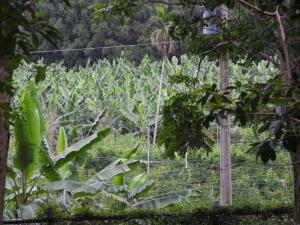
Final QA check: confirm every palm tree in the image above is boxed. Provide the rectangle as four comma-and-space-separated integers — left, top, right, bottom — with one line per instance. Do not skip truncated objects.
151, 6, 177, 145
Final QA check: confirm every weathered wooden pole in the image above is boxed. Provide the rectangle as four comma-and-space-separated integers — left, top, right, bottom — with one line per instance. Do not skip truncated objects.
203, 4, 232, 205
219, 4, 232, 206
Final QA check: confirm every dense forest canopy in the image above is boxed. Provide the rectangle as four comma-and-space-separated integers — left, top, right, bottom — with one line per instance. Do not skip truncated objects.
34, 0, 185, 66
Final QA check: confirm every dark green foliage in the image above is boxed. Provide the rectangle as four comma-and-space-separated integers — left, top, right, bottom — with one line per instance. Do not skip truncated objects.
248, 141, 276, 164
157, 91, 214, 158
157, 63, 300, 162
33, 1, 185, 66
0, 0, 69, 57
283, 132, 300, 153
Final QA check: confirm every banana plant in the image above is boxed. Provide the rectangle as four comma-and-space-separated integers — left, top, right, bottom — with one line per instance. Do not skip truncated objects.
5, 83, 111, 219
108, 147, 195, 210
114, 170, 196, 210
44, 159, 140, 208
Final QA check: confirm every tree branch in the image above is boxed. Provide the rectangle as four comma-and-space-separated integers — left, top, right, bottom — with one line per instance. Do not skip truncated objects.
259, 52, 279, 66
237, 0, 276, 17
145, 0, 190, 6
275, 7, 292, 80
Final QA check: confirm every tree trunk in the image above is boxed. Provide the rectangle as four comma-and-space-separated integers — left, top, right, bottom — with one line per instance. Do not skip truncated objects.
277, 8, 300, 224
291, 150, 300, 225
0, 56, 11, 225
152, 56, 166, 145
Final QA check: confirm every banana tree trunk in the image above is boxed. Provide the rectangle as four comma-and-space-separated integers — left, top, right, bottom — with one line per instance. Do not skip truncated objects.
0, 56, 12, 225
152, 56, 166, 145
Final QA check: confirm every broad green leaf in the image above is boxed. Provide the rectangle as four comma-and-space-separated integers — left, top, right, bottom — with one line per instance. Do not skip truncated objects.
6, 166, 17, 181
93, 3, 107, 10
88, 161, 137, 182
45, 180, 91, 193
128, 180, 153, 199
155, 6, 166, 19
128, 173, 147, 190
56, 127, 68, 154
112, 174, 124, 186
39, 138, 61, 182
14, 87, 40, 181
28, 82, 46, 135
124, 144, 139, 159
56, 127, 72, 179
53, 128, 110, 169
88, 180, 126, 193
45, 180, 125, 194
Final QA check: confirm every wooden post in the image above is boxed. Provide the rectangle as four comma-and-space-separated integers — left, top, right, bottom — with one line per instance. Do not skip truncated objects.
219, 4, 232, 206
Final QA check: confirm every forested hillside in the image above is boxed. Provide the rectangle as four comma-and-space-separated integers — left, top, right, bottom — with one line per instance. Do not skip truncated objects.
34, 0, 183, 66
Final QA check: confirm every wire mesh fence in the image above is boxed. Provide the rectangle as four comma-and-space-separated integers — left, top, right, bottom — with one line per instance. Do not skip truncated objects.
81, 154, 294, 208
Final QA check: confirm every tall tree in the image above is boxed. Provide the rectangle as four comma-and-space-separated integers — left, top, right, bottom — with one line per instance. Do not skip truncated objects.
0, 1, 69, 223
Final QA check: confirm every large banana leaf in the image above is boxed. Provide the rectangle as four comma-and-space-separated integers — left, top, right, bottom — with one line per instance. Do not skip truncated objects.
14, 87, 41, 181
56, 127, 72, 179
45, 161, 134, 196
28, 82, 46, 136
112, 144, 139, 186
56, 127, 68, 153
87, 181, 126, 193
128, 180, 153, 199
53, 128, 110, 169
128, 173, 147, 190
6, 166, 17, 181
88, 160, 138, 182
124, 144, 139, 159
127, 173, 153, 199
45, 180, 125, 194
132, 190, 196, 209
39, 138, 61, 182
45, 180, 96, 193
